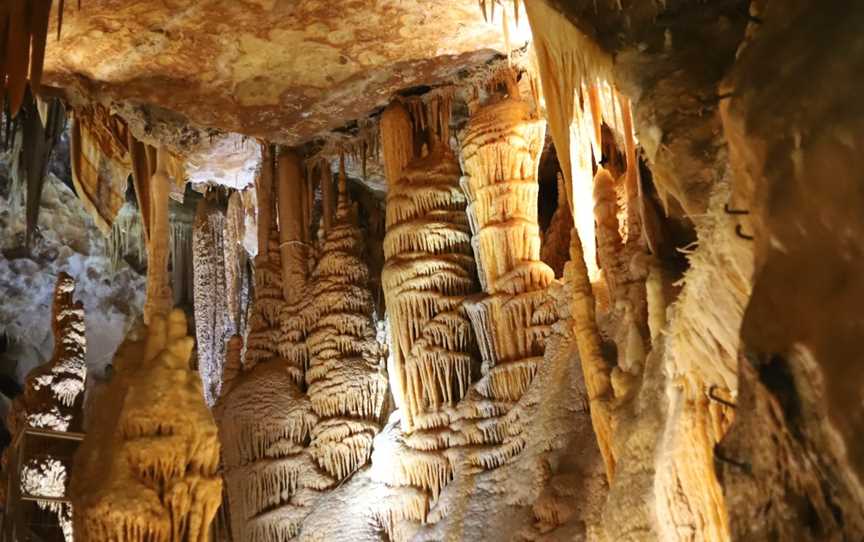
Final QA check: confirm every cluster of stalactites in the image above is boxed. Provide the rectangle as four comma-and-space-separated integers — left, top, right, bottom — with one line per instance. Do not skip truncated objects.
245, 149, 304, 379
382, 141, 479, 433
305, 176, 387, 480
72, 310, 222, 542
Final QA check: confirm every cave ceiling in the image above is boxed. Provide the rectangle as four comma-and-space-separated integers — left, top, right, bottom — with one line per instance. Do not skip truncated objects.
42, 0, 516, 147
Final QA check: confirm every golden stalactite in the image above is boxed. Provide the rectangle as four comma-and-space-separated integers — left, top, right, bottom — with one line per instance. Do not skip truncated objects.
256, 143, 275, 260
0, 0, 81, 116
127, 130, 154, 245
567, 231, 616, 481
319, 161, 334, 233
380, 102, 414, 186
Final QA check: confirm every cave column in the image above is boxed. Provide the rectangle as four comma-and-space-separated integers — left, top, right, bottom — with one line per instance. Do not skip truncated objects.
276, 149, 307, 306
458, 83, 556, 406
143, 147, 174, 324
380, 100, 479, 433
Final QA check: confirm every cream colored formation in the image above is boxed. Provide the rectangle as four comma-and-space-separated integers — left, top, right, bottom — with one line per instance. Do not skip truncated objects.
70, 309, 222, 542
216, 149, 386, 540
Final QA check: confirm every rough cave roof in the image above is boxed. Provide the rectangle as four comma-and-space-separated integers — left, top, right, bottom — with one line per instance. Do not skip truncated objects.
42, 0, 515, 146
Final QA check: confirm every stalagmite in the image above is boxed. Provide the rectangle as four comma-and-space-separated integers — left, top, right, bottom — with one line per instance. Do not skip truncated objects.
458, 85, 557, 457
305, 167, 387, 480
71, 309, 222, 542
1, 273, 85, 542
215, 357, 320, 542
143, 148, 175, 324
382, 135, 478, 433
217, 146, 321, 540
193, 196, 231, 406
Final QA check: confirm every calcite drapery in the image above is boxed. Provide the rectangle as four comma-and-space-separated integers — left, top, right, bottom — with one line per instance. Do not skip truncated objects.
2, 273, 86, 542
71, 309, 222, 542
192, 197, 231, 405
70, 106, 133, 234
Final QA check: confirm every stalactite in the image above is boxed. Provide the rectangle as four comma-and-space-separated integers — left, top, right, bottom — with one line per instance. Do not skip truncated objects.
109, 201, 147, 270
523, 1, 641, 285
380, 102, 414, 186
319, 163, 334, 233
16, 94, 65, 246
257, 145, 275, 259
143, 148, 174, 324
71, 309, 222, 542
539, 172, 572, 277
566, 232, 616, 481
225, 191, 248, 334
128, 132, 153, 244
593, 167, 626, 300
193, 197, 231, 406
276, 150, 309, 306
305, 169, 387, 480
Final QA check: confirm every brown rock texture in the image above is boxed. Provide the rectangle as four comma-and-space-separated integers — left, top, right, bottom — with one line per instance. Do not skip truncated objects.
42, 0, 514, 145
718, 0, 864, 539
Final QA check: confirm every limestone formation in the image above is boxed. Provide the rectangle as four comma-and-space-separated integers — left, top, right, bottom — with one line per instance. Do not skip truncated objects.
192, 197, 231, 406
71, 309, 222, 542
457, 87, 558, 468
1, 273, 86, 541
305, 171, 387, 480
382, 131, 479, 433
2, 2, 860, 541
142, 148, 175, 324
